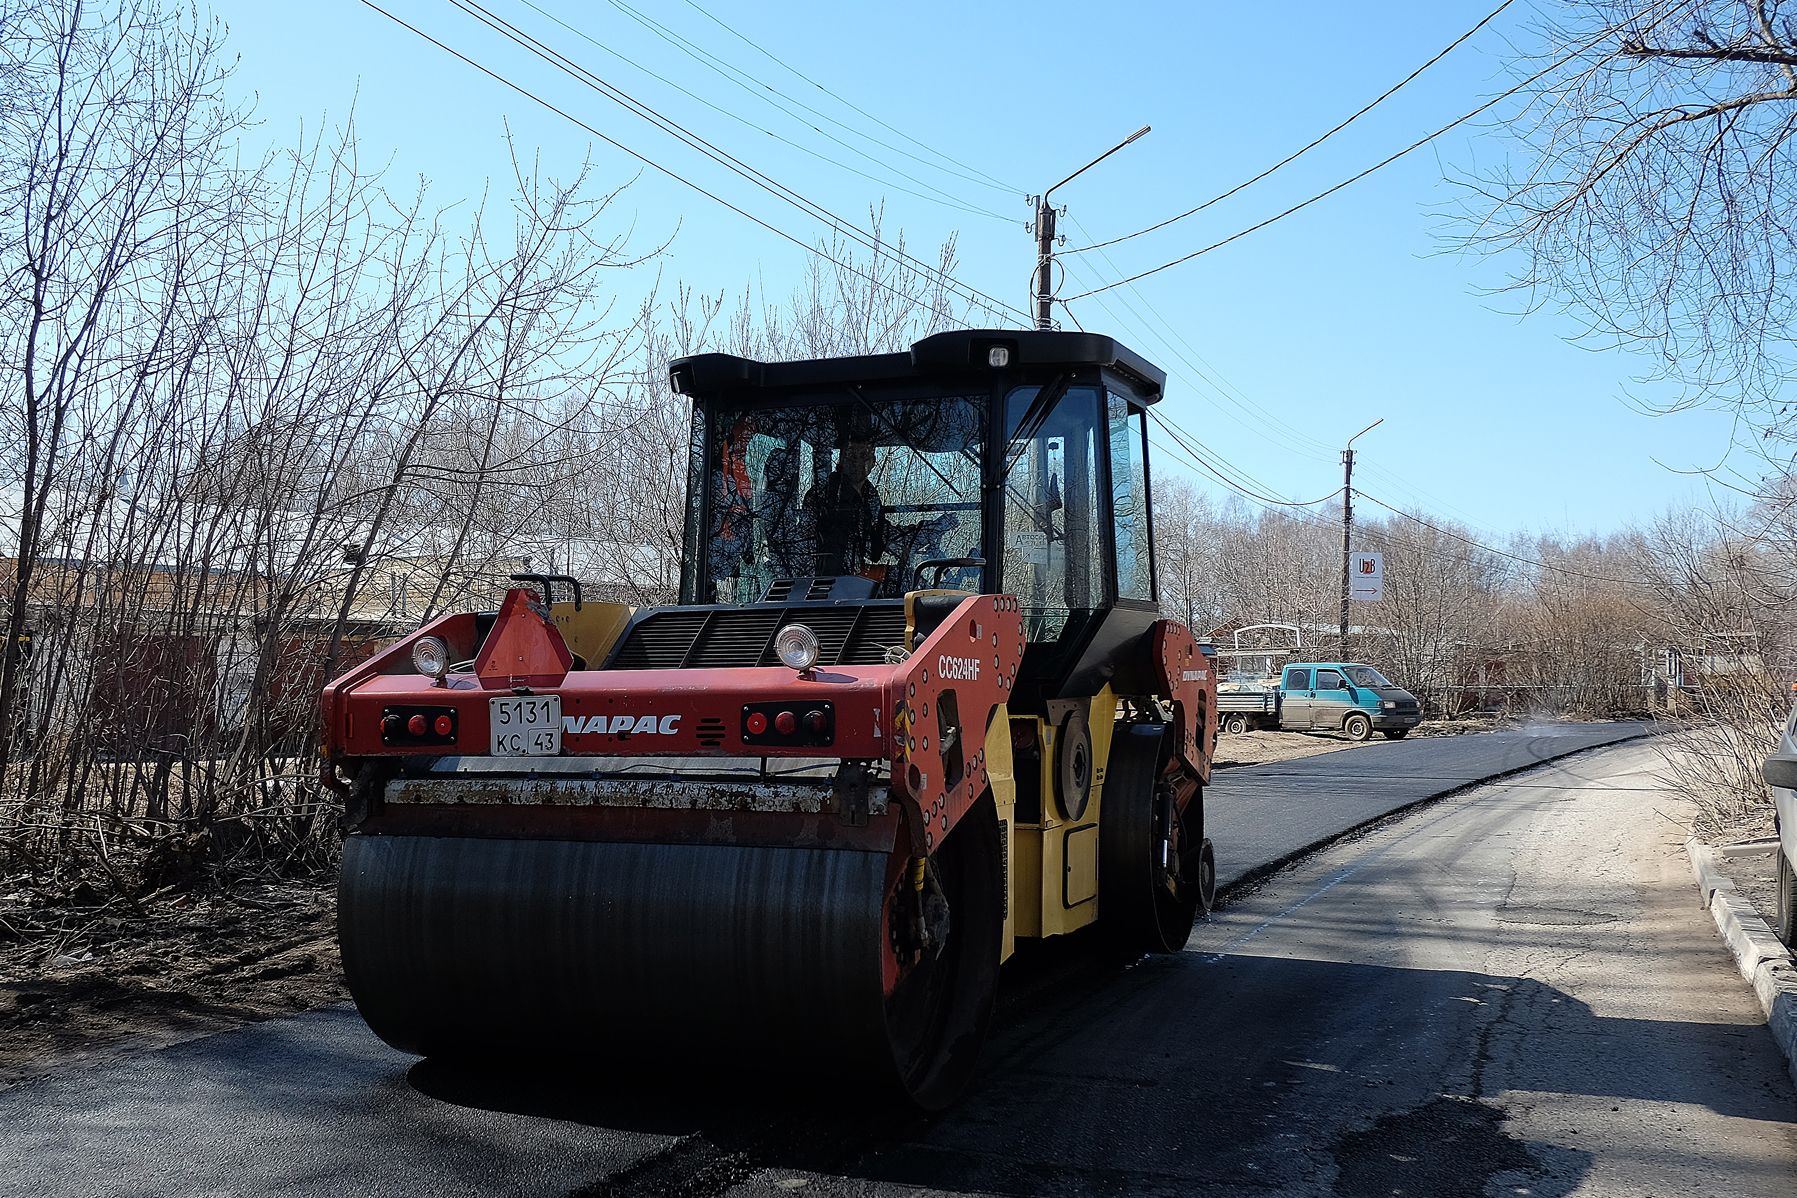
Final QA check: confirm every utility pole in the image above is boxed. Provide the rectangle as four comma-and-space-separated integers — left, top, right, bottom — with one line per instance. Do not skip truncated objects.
1030, 125, 1150, 331
1032, 198, 1057, 331
1339, 418, 1383, 659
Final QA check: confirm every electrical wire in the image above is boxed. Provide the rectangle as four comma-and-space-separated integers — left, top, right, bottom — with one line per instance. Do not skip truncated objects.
374, 2, 1651, 598
1145, 422, 1653, 594
1059, 214, 1341, 463
1065, 9, 1666, 302
1065, 0, 1518, 257
597, 0, 1018, 198
1061, 239, 1555, 536
430, 0, 1027, 324
676, 0, 1019, 194
1058, 235, 1637, 562
359, 1, 1028, 327
514, 0, 1013, 221
1355, 490, 1654, 588
1149, 411, 1340, 507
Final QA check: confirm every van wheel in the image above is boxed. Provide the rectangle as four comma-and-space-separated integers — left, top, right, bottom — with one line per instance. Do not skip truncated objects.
1342, 713, 1372, 741
1778, 849, 1796, 950
1224, 714, 1248, 736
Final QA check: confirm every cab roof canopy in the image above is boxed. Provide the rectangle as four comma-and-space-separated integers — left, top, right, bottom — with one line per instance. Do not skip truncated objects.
668, 329, 1166, 403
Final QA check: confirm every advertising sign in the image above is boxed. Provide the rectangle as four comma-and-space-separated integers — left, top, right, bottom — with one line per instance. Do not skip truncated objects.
1350, 551, 1384, 601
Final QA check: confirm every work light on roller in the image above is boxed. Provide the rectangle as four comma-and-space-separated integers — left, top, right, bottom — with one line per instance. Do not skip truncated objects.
774, 624, 820, 672
411, 635, 449, 681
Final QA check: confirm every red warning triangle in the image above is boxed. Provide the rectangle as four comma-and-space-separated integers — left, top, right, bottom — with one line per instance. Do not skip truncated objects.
474, 587, 573, 689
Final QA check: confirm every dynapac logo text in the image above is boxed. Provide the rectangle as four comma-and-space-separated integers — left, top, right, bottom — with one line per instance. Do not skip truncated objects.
564, 714, 681, 735
937, 654, 980, 681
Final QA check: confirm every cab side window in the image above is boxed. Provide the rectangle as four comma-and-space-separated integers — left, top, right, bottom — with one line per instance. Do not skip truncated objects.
1285, 668, 1311, 690
1107, 394, 1153, 601
1315, 669, 1346, 690
1001, 384, 1104, 639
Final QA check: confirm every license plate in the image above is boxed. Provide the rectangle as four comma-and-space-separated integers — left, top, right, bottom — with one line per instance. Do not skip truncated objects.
489, 695, 562, 756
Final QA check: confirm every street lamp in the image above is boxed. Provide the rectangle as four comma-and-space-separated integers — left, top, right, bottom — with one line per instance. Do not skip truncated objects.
1032, 125, 1150, 331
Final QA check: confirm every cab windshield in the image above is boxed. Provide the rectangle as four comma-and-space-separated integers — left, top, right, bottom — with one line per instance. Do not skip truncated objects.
1345, 665, 1393, 688
702, 392, 985, 603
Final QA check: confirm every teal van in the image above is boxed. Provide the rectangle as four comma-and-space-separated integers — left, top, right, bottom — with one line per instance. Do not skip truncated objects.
1218, 662, 1422, 740
1278, 663, 1421, 740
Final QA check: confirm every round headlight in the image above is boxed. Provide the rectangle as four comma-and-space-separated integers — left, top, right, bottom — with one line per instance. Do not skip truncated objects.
412, 635, 450, 680
774, 624, 820, 672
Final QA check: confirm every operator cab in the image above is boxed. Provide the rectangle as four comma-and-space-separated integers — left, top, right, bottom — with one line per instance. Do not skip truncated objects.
664, 329, 1168, 700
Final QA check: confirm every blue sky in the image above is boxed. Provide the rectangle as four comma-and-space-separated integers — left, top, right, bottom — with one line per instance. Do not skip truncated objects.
205, 0, 1746, 539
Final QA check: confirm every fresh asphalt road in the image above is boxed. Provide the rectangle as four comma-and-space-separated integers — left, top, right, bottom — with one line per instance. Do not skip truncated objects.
5, 724, 1793, 1197
1207, 721, 1649, 889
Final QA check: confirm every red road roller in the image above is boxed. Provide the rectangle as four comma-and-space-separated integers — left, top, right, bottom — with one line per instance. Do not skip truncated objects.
323, 330, 1219, 1108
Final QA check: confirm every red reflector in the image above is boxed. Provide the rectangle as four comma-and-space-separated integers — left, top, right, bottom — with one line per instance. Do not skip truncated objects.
407, 714, 427, 736
433, 714, 453, 736
746, 712, 768, 734
774, 710, 797, 735
804, 710, 827, 734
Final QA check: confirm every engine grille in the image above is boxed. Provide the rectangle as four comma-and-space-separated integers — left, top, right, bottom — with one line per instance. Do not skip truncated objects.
608, 603, 909, 670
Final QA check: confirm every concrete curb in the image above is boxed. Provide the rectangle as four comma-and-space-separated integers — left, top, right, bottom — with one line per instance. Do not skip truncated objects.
1684, 836, 1797, 1093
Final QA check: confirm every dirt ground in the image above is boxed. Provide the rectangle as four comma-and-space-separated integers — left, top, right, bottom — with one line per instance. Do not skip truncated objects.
0, 720, 1500, 1089
0, 878, 343, 1088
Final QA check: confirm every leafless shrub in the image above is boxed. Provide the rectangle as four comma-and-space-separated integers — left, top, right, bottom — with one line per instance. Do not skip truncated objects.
0, 0, 651, 885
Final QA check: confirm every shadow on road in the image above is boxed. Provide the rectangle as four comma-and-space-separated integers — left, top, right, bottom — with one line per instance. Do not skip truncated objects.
386, 941, 1784, 1197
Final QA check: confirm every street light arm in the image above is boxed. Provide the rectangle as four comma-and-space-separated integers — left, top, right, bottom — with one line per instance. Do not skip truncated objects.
1033, 124, 1150, 331
1346, 417, 1384, 450
1044, 125, 1151, 201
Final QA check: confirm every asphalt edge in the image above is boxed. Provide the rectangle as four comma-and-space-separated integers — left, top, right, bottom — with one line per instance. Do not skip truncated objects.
1215, 726, 1653, 903
1683, 837, 1797, 1094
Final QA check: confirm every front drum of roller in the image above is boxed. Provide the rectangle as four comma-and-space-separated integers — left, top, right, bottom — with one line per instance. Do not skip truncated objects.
337, 804, 1002, 1108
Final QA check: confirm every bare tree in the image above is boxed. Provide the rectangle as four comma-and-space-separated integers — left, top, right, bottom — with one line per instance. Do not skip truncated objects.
0, 0, 659, 882
1476, 1, 1797, 423
0, 0, 250, 793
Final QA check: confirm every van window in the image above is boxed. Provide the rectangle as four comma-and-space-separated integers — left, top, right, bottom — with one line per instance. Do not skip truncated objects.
1315, 669, 1346, 690
1285, 668, 1311, 690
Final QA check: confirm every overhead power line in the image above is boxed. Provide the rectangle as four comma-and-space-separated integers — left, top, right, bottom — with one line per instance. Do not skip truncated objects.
1065, 0, 1518, 257
1355, 490, 1653, 589
594, 0, 1017, 199
674, 0, 1018, 195
419, 0, 1027, 324
1065, 8, 1668, 302
1149, 410, 1341, 507
359, 1, 1028, 326
1058, 213, 1342, 463
1144, 425, 1654, 593
513, 0, 1008, 222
